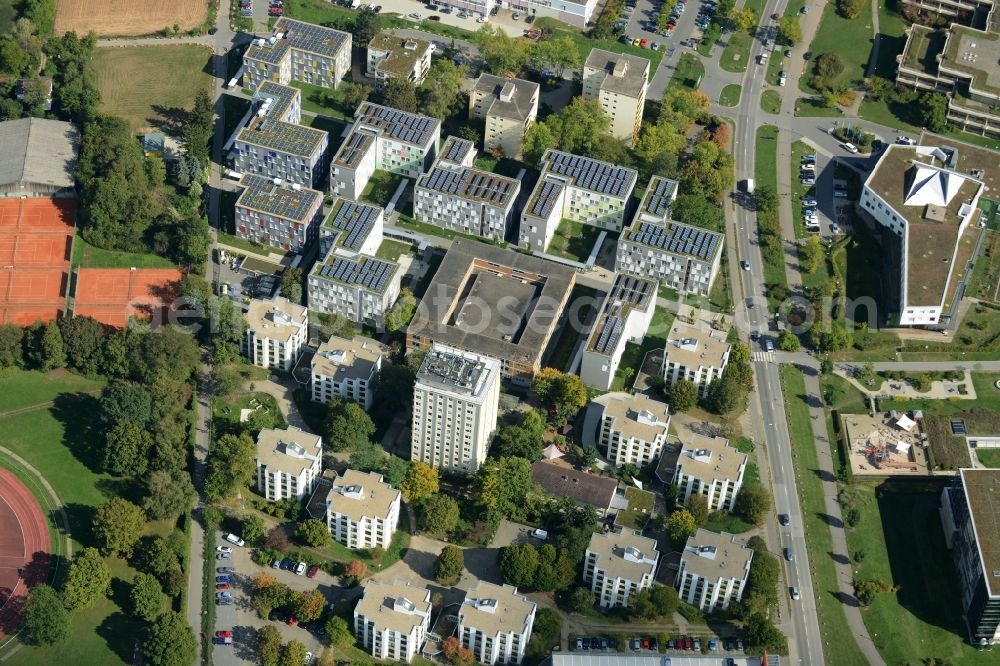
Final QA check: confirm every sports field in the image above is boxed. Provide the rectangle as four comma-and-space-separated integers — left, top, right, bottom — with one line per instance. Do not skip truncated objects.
55, 0, 208, 36
74, 268, 183, 328
93, 44, 212, 131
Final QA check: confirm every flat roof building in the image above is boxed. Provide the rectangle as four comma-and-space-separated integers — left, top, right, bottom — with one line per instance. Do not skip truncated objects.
234, 173, 324, 253
355, 579, 432, 662
663, 323, 731, 398
469, 74, 539, 160
584, 528, 659, 608
366, 32, 433, 88
582, 49, 649, 146
244, 297, 309, 372
520, 149, 638, 252
243, 18, 352, 91
311, 334, 389, 411
676, 529, 753, 613
325, 468, 401, 550
458, 582, 537, 665
591, 392, 670, 468
256, 426, 323, 501
406, 240, 576, 382
580, 274, 656, 391
0, 117, 78, 197
672, 433, 748, 513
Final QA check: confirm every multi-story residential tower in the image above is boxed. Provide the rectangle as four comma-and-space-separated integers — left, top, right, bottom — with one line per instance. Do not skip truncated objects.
591, 392, 670, 468
662, 323, 731, 398
234, 174, 324, 252
366, 32, 433, 88
255, 426, 323, 501
583, 529, 659, 608
330, 102, 440, 201
941, 468, 1000, 645
411, 346, 501, 474
676, 529, 753, 612
616, 176, 724, 296
244, 297, 308, 372
469, 74, 539, 159
325, 468, 401, 550
582, 49, 649, 146
458, 582, 536, 665
580, 274, 656, 391
243, 18, 351, 90
672, 433, 748, 513
311, 334, 389, 410
520, 149, 637, 252
354, 579, 432, 662
230, 82, 329, 189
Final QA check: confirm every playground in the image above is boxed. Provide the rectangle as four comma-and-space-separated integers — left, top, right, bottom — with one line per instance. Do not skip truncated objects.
841, 412, 931, 476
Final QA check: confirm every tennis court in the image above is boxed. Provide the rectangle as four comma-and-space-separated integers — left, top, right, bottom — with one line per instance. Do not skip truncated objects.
74, 267, 183, 327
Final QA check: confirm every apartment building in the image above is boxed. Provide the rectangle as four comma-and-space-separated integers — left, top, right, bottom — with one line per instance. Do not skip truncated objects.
355, 579, 432, 662
662, 323, 731, 398
616, 175, 724, 296
676, 529, 752, 613
438, 135, 477, 168
307, 198, 402, 325
582, 49, 649, 146
367, 32, 433, 88
432, 0, 598, 25
234, 174, 324, 252
940, 468, 1000, 645
230, 81, 329, 189
330, 102, 441, 201
255, 426, 323, 501
244, 297, 309, 372
469, 74, 539, 159
520, 149, 637, 252
672, 433, 748, 513
901, 0, 994, 21
243, 18, 351, 90
860, 141, 994, 326
411, 346, 501, 474
325, 468, 401, 550
414, 138, 521, 242
583, 528, 659, 608
458, 582, 536, 665
580, 274, 656, 391
591, 392, 671, 468
311, 334, 389, 410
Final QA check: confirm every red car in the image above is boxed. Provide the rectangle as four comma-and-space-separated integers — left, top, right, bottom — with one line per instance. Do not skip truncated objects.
684, 637, 693, 651
306, 564, 320, 578
216, 583, 230, 591
639, 37, 648, 48
215, 630, 232, 639
287, 614, 297, 626
641, 639, 650, 650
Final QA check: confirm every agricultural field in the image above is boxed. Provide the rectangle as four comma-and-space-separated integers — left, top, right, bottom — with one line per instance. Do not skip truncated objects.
93, 44, 212, 130
55, 0, 208, 36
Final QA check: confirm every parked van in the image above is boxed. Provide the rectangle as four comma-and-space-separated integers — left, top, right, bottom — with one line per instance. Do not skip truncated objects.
224, 533, 245, 547
531, 529, 549, 540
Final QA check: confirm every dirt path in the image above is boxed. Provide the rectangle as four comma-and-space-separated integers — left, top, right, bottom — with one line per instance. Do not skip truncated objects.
0, 388, 103, 421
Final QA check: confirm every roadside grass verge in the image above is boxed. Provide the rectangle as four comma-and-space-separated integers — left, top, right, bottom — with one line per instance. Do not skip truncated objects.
794, 96, 845, 117
799, 0, 872, 94
790, 140, 816, 238
719, 84, 742, 107
720, 31, 752, 73
761, 90, 781, 114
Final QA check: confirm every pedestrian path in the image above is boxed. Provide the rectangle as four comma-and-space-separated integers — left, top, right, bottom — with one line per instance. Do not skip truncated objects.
751, 351, 777, 363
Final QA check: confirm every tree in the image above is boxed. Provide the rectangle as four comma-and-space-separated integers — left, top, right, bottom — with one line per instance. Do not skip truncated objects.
919, 92, 949, 133
384, 288, 417, 333
257, 625, 283, 664
264, 526, 290, 552
279, 267, 303, 304
103, 420, 153, 477
532, 368, 587, 426
810, 53, 845, 91
130, 573, 165, 620
343, 559, 367, 585
736, 484, 772, 525
687, 493, 710, 526
419, 59, 469, 120
326, 615, 354, 648
778, 329, 800, 352
144, 611, 197, 666
142, 470, 196, 520
528, 35, 581, 75
243, 514, 267, 546
650, 585, 680, 616
28, 320, 65, 371
93, 498, 145, 557
324, 398, 376, 452
24, 584, 69, 645
492, 410, 546, 460
182, 89, 214, 163
63, 547, 111, 609
139, 536, 181, 580
295, 519, 332, 548
499, 543, 539, 588
666, 509, 697, 546
521, 121, 557, 165
0, 323, 24, 368
401, 460, 439, 502
666, 380, 698, 412
294, 589, 327, 622
339, 81, 372, 113
99, 381, 154, 428
475, 456, 534, 522
204, 432, 256, 501
837, 0, 863, 18
777, 15, 802, 44
420, 494, 460, 534
729, 7, 757, 31
57, 315, 105, 374
474, 25, 531, 74
379, 78, 418, 112
353, 7, 382, 44
435, 545, 465, 584
799, 235, 824, 274
565, 586, 596, 612
744, 612, 788, 655
629, 588, 660, 619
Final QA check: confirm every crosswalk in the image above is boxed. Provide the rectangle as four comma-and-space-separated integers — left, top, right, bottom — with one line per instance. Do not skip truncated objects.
751, 351, 777, 363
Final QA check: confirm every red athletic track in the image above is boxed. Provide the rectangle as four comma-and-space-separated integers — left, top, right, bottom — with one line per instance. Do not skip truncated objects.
0, 468, 50, 642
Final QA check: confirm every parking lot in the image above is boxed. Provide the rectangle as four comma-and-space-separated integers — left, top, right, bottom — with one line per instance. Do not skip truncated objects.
569, 633, 748, 657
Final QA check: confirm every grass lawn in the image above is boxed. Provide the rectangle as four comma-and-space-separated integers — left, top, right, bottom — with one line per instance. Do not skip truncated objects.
898, 302, 1000, 356
755, 125, 779, 192
72, 236, 177, 270
766, 48, 786, 86
289, 80, 351, 119
536, 18, 664, 75
790, 140, 816, 238
761, 90, 782, 114
820, 373, 869, 413
705, 511, 754, 534
548, 219, 602, 263
93, 44, 213, 130
698, 24, 723, 57
546, 285, 600, 372
395, 213, 505, 248
0, 369, 105, 414
966, 230, 1000, 302
843, 479, 998, 665
976, 448, 1000, 467
222, 93, 251, 143
375, 239, 413, 262
213, 392, 286, 435
217, 230, 274, 257
799, 0, 872, 94
718, 84, 742, 107
779, 365, 868, 666
670, 52, 705, 90
612, 307, 675, 391
615, 487, 655, 530
872, 0, 908, 79
305, 113, 348, 138
361, 171, 405, 208
794, 96, 845, 117
882, 373, 1000, 415
720, 31, 753, 73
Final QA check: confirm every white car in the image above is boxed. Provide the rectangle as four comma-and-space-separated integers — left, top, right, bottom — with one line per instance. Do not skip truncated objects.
778, 75, 786, 86
896, 135, 915, 145
295, 561, 307, 576
512, 11, 521, 19
841, 142, 859, 153
791, 587, 801, 600
800, 176, 816, 185
216, 552, 231, 560
408, 12, 422, 19
216, 545, 233, 553
477, 16, 487, 22
831, 223, 842, 234
800, 162, 815, 171
224, 533, 245, 547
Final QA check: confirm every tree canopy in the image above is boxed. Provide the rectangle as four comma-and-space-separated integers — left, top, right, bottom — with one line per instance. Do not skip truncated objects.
401, 460, 439, 503
532, 368, 587, 426
324, 398, 376, 452
205, 432, 256, 501
24, 584, 69, 645
475, 456, 534, 523
93, 498, 146, 558
435, 545, 465, 584
143, 611, 197, 666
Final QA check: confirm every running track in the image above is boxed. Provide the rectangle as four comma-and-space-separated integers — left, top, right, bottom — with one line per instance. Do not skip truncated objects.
0, 468, 50, 642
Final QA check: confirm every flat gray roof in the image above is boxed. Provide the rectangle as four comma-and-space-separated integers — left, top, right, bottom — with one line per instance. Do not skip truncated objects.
0, 118, 78, 192
472, 73, 539, 122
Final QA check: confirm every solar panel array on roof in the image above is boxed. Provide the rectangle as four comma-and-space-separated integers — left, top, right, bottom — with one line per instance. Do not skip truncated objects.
336, 131, 374, 167
441, 137, 473, 163
318, 255, 396, 292
278, 18, 349, 58
356, 103, 437, 147
627, 222, 721, 260
422, 166, 517, 206
423, 167, 462, 195
238, 174, 320, 220
643, 177, 675, 218
529, 179, 563, 218
256, 82, 297, 121
326, 200, 378, 250
545, 151, 635, 198
610, 274, 653, 309
593, 316, 624, 354
588, 275, 653, 355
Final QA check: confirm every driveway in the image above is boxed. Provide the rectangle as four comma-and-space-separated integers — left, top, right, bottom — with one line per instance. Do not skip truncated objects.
242, 378, 308, 430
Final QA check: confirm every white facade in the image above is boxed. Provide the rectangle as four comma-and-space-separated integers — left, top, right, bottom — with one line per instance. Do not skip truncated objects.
255, 427, 323, 501
459, 582, 536, 665
580, 274, 656, 391
676, 529, 752, 613
411, 346, 501, 474
582, 49, 649, 146
469, 74, 539, 160
672, 434, 748, 513
244, 297, 309, 372
355, 580, 432, 663
311, 335, 388, 411
583, 529, 659, 609
594, 392, 671, 468
662, 323, 731, 398
325, 469, 401, 550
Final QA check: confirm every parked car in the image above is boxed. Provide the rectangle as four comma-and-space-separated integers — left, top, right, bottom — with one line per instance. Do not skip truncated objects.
641, 639, 650, 650
842, 142, 859, 153
640, 38, 649, 48
287, 614, 297, 626
216, 552, 231, 560
802, 196, 818, 206
408, 12, 422, 19
216, 583, 230, 591
581, 638, 590, 649
693, 637, 702, 652
216, 630, 232, 639
271, 558, 281, 569
295, 561, 307, 576
667, 639, 676, 649
736, 639, 745, 651
630, 638, 642, 651
280, 558, 293, 570
216, 567, 234, 574
512, 11, 521, 19
800, 175, 816, 185
763, 337, 775, 352
212, 636, 232, 644
216, 591, 233, 600
684, 637, 693, 651
216, 546, 232, 554
896, 135, 916, 145
224, 533, 245, 547
215, 575, 231, 584
306, 564, 320, 578
575, 637, 584, 650
709, 637, 717, 652
649, 638, 659, 651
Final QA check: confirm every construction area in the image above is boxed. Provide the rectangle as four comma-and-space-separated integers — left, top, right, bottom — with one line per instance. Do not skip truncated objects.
840, 411, 931, 476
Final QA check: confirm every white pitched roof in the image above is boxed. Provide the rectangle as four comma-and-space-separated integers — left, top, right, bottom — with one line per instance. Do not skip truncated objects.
903, 165, 966, 207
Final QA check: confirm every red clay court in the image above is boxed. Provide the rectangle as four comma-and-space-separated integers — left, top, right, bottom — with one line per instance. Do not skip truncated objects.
0, 468, 51, 642
0, 198, 75, 325
75, 267, 183, 328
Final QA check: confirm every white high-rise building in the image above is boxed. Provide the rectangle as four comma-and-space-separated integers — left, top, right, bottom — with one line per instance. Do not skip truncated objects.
255, 427, 323, 501
676, 529, 753, 612
311, 334, 389, 410
325, 469, 401, 550
355, 579, 432, 663
244, 297, 309, 372
672, 433, 748, 513
582, 49, 649, 146
662, 323, 731, 398
593, 392, 671, 468
583, 529, 659, 609
458, 582, 536, 665
411, 345, 501, 474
